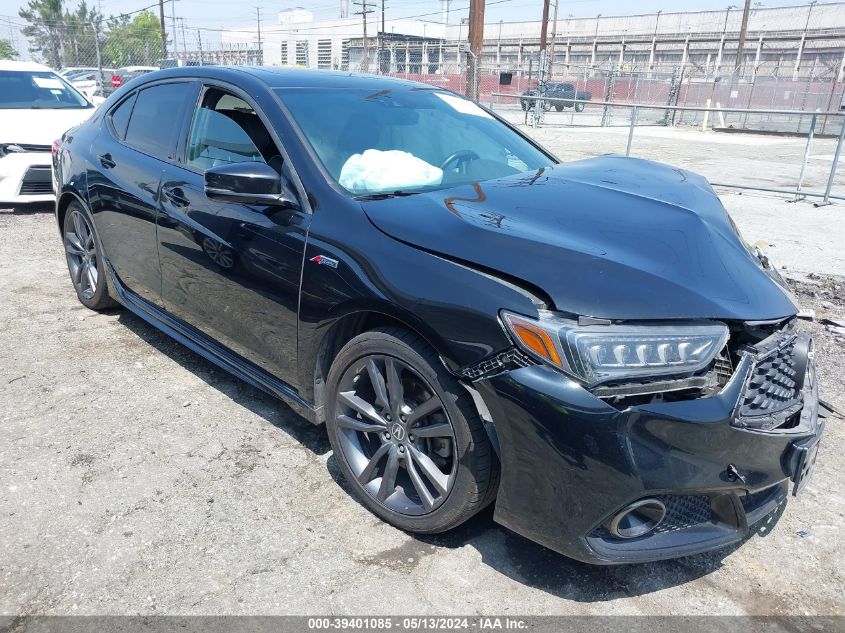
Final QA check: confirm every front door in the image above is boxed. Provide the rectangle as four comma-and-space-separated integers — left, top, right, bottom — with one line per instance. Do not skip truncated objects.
156, 85, 310, 385
88, 81, 195, 306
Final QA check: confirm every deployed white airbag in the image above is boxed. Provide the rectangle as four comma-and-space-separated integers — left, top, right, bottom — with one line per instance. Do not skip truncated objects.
339, 149, 443, 193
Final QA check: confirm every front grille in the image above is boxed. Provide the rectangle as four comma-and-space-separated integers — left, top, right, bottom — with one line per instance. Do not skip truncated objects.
736, 330, 805, 431
653, 495, 712, 533
18, 166, 53, 195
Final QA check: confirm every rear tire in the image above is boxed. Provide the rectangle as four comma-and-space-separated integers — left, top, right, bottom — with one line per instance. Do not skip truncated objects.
575, 102, 585, 113
325, 327, 499, 534
62, 201, 118, 311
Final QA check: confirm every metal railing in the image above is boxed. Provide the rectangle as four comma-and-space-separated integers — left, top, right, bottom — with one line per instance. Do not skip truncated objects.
491, 93, 845, 205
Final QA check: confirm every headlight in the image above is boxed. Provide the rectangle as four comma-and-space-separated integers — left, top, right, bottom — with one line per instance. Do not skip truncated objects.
501, 310, 729, 386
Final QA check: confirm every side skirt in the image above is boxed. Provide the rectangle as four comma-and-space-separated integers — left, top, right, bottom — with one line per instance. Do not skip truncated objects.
105, 261, 318, 424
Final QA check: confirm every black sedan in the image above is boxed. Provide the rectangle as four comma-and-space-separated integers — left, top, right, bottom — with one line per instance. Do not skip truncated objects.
53, 66, 824, 564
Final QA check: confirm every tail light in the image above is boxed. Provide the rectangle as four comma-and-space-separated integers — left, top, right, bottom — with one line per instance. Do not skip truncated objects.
111, 74, 121, 88
51, 139, 62, 157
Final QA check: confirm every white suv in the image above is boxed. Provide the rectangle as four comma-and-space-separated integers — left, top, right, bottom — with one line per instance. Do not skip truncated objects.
0, 61, 95, 205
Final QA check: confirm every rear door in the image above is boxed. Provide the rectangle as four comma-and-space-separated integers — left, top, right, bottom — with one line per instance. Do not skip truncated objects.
88, 80, 195, 306
156, 84, 310, 385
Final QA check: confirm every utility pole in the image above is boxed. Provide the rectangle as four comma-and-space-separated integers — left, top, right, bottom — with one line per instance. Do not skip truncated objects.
255, 7, 263, 65
735, 0, 751, 71
178, 17, 187, 57
533, 0, 550, 124
353, 0, 374, 73
548, 0, 559, 79
465, 0, 484, 99
158, 0, 168, 59
379, 0, 386, 74
171, 0, 178, 58
196, 29, 204, 64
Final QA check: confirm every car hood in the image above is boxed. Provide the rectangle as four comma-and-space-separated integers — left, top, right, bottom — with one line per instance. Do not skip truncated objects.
360, 156, 797, 321
0, 107, 94, 145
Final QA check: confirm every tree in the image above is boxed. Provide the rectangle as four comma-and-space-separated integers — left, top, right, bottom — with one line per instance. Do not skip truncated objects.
17, 1, 162, 69
0, 39, 17, 60
103, 11, 163, 66
18, 0, 65, 68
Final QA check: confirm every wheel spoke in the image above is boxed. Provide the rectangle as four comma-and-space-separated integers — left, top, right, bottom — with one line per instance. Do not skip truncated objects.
406, 395, 443, 425
72, 211, 85, 241
366, 358, 389, 411
377, 446, 399, 501
85, 263, 97, 291
65, 233, 85, 256
408, 445, 449, 496
405, 450, 435, 510
358, 442, 390, 485
337, 390, 386, 425
410, 422, 453, 439
73, 260, 85, 285
385, 358, 404, 414
336, 414, 385, 434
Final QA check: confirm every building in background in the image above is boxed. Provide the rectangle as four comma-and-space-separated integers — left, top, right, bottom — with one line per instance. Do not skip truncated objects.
219, 3, 845, 81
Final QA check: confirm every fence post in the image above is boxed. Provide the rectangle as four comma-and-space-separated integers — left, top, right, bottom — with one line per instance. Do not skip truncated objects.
92, 21, 103, 98
820, 118, 845, 206
795, 112, 817, 201
626, 106, 638, 156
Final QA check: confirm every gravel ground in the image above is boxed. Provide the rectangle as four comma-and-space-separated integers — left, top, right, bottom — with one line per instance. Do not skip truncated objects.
0, 204, 843, 617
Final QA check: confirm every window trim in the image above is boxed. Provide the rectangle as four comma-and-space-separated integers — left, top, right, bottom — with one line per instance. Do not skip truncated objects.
174, 79, 313, 215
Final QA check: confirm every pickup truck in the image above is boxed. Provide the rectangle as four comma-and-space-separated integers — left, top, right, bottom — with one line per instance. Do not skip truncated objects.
521, 82, 592, 112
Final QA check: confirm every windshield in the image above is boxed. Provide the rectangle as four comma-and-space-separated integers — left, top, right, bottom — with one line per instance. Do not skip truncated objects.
276, 87, 553, 196
0, 71, 91, 109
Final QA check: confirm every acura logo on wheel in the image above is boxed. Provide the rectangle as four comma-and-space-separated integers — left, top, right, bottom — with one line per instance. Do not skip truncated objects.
390, 423, 406, 441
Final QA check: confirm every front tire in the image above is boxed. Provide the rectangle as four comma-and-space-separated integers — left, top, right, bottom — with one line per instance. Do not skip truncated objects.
63, 201, 117, 310
575, 102, 585, 112
325, 327, 499, 534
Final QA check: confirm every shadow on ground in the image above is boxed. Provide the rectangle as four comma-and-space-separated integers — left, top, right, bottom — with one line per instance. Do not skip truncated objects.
3, 202, 54, 216
117, 310, 331, 456
115, 305, 787, 602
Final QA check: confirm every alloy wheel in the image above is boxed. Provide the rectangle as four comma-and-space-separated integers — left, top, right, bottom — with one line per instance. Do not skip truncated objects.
334, 355, 457, 516
65, 209, 99, 300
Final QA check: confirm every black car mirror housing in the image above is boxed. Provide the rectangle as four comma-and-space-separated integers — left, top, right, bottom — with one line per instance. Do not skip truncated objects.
204, 162, 299, 209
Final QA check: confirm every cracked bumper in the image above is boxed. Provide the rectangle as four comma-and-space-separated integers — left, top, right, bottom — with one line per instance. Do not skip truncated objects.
477, 336, 823, 564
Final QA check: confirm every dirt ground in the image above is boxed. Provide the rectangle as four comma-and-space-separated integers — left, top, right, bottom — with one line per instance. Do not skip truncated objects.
0, 203, 843, 617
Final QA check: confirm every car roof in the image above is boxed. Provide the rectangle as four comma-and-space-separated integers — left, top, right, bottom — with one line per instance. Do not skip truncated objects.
0, 60, 54, 73
117, 66, 158, 72
141, 65, 442, 92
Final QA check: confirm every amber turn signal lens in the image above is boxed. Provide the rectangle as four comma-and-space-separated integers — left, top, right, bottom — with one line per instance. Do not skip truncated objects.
505, 315, 562, 366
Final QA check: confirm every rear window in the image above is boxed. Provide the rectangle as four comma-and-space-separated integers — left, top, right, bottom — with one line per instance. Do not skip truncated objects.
0, 70, 91, 109
124, 82, 192, 159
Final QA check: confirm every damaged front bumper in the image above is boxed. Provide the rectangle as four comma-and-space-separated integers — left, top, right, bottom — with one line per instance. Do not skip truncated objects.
475, 327, 825, 564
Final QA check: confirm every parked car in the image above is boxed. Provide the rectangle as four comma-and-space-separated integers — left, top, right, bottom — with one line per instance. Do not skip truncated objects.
107, 66, 158, 95
53, 67, 824, 564
521, 82, 592, 112
0, 61, 94, 205
59, 67, 99, 80
66, 68, 115, 103
158, 58, 202, 69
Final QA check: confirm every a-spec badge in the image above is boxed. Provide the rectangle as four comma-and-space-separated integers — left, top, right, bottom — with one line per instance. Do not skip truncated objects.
309, 255, 339, 269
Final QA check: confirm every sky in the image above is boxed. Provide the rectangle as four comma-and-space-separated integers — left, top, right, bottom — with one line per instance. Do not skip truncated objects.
1, 0, 841, 52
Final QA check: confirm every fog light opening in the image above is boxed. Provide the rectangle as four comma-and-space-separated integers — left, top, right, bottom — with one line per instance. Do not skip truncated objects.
608, 499, 667, 539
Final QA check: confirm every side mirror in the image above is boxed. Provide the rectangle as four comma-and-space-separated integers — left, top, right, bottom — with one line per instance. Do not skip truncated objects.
204, 162, 299, 208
